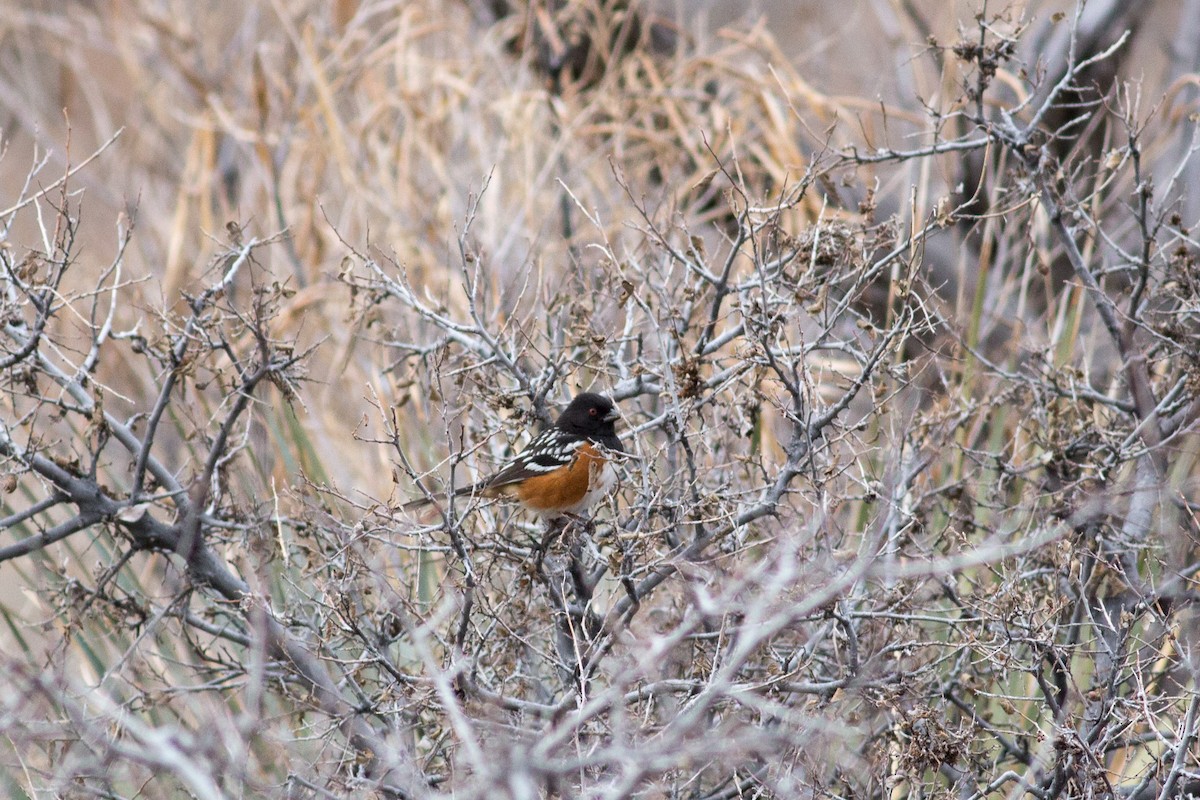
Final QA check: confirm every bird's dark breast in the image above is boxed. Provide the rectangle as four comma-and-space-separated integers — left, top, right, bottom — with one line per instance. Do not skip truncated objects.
594, 432, 623, 453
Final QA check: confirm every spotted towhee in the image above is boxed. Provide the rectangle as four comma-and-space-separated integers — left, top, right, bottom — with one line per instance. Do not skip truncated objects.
405, 393, 623, 518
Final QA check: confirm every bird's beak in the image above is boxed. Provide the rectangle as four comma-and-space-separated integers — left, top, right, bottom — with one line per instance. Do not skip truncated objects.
603, 408, 621, 423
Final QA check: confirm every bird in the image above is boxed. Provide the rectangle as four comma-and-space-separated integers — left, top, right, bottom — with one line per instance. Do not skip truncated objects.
404, 393, 623, 518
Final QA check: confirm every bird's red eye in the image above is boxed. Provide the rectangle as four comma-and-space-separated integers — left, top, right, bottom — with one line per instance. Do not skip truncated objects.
589, 408, 598, 416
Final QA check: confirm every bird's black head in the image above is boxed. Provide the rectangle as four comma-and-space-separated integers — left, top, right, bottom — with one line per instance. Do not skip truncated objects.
556, 392, 622, 450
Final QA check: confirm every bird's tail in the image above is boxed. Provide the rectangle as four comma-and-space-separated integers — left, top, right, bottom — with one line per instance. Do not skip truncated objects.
401, 496, 435, 511
401, 482, 486, 511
